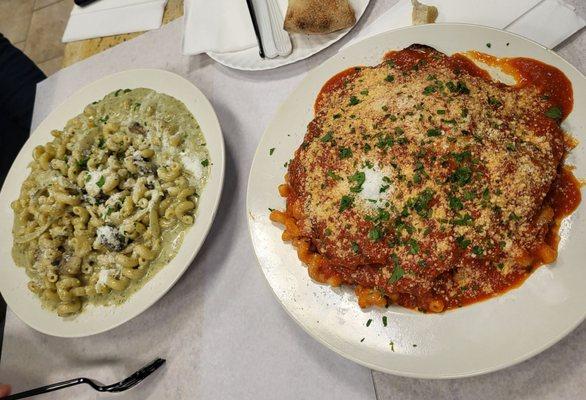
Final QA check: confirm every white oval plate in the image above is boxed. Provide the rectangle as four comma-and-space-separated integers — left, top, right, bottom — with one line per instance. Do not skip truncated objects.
247, 24, 586, 378
208, 0, 370, 71
0, 69, 225, 337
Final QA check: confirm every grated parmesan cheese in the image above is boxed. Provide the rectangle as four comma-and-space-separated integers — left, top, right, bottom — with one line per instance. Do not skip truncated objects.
95, 225, 124, 251
96, 269, 113, 288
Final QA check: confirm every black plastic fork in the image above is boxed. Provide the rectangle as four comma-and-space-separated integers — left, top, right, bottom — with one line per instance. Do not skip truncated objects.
3, 358, 165, 399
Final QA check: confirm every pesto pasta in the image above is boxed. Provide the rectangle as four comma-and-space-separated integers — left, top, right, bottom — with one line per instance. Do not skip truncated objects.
11, 88, 210, 317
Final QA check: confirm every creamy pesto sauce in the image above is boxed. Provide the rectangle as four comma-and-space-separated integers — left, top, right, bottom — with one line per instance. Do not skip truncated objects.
88, 88, 211, 308
12, 88, 210, 314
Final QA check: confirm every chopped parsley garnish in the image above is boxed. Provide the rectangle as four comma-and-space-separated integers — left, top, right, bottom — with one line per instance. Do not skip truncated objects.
385, 74, 395, 83
509, 212, 521, 221
446, 80, 470, 95
360, 338, 365, 342
339, 147, 353, 159
348, 171, 366, 193
449, 196, 464, 211
436, 109, 446, 115
452, 150, 471, 163
269, 148, 275, 155
351, 242, 360, 253
366, 208, 390, 223
327, 169, 342, 181
545, 106, 562, 120
376, 134, 394, 149
320, 131, 333, 142
450, 166, 472, 186
382, 316, 388, 327
488, 96, 502, 107
339, 195, 354, 212
97, 138, 105, 149
456, 236, 471, 249
98, 115, 109, 124
461, 108, 469, 118
506, 143, 516, 151
412, 188, 435, 218
333, 113, 341, 119
201, 159, 209, 167
422, 85, 437, 95
360, 89, 369, 96
486, 43, 492, 48
388, 255, 404, 284
407, 239, 420, 254
96, 175, 105, 188
368, 227, 383, 241
366, 319, 373, 327
427, 128, 441, 137
472, 246, 484, 256
452, 213, 473, 226
349, 96, 360, 106
76, 158, 88, 169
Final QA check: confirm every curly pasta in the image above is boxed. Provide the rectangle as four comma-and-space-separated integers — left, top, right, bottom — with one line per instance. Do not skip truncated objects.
11, 88, 210, 317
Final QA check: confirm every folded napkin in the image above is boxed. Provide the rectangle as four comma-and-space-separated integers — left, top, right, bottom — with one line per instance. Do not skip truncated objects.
183, 0, 291, 55
183, 0, 256, 55
344, 0, 585, 50
62, 0, 168, 43
507, 0, 586, 48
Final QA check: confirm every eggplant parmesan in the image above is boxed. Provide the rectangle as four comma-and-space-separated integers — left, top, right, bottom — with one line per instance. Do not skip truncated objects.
271, 45, 581, 312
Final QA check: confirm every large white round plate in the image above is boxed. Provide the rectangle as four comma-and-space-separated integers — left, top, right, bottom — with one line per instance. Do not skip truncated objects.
208, 0, 370, 71
0, 69, 225, 337
247, 24, 586, 378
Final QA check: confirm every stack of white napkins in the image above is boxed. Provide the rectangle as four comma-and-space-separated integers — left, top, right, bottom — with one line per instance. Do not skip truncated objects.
344, 0, 585, 50
62, 0, 168, 43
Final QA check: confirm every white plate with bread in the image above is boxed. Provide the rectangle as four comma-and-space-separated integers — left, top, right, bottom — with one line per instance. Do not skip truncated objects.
208, 0, 371, 71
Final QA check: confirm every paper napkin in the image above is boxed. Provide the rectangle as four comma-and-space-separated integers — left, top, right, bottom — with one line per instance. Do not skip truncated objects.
508, 0, 586, 48
62, 0, 168, 43
183, 0, 257, 55
344, 0, 585, 50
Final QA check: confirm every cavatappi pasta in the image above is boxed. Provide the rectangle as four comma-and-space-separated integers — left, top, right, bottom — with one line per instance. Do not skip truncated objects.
11, 88, 210, 317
